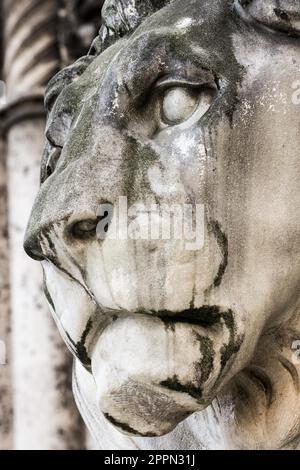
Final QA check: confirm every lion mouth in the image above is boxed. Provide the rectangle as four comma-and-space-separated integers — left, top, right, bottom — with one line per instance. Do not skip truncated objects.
139, 305, 223, 327
100, 304, 225, 327
86, 305, 228, 368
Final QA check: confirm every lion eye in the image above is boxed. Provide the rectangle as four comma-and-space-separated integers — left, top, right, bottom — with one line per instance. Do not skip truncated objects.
160, 86, 214, 126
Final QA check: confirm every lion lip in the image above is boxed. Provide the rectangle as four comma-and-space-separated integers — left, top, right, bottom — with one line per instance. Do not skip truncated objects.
87, 305, 226, 363
100, 305, 225, 327
136, 305, 223, 327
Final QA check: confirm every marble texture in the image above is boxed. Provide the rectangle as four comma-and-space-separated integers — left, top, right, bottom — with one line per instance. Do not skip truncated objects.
25, 0, 300, 449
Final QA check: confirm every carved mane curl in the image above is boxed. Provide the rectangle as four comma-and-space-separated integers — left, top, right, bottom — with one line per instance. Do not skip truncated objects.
45, 0, 172, 114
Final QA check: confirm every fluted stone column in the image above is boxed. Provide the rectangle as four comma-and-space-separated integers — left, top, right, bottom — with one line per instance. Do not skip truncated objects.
2, 0, 85, 449
0, 135, 13, 450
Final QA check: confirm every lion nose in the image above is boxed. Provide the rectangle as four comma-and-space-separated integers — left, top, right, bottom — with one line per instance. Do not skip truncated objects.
24, 217, 99, 261
24, 210, 111, 261
23, 232, 45, 261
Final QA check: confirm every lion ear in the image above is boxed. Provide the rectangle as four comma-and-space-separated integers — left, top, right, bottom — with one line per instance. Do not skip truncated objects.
45, 56, 94, 115
90, 0, 172, 54
45, 1, 172, 114
237, 0, 300, 37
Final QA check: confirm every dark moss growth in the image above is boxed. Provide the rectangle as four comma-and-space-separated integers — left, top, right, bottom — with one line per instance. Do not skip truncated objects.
160, 374, 203, 403
274, 9, 290, 23
149, 305, 222, 327
104, 413, 158, 437
41, 228, 58, 258
219, 310, 242, 372
220, 341, 241, 371
64, 319, 93, 369
208, 220, 228, 289
195, 335, 215, 384
222, 310, 235, 335
74, 318, 93, 368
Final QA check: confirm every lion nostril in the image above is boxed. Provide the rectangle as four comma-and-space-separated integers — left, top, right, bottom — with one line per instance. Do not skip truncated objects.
23, 237, 45, 261
71, 219, 99, 240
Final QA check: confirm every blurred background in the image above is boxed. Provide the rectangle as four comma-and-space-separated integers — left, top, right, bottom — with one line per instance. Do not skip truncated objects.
0, 0, 104, 450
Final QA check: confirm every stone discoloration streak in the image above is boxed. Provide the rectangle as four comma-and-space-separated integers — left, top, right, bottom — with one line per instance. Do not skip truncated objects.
208, 220, 228, 289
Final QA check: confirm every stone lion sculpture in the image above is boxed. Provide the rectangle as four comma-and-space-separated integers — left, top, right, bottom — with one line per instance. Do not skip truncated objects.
24, 0, 300, 450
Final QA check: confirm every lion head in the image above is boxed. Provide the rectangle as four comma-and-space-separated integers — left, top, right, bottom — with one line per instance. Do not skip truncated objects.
24, 0, 300, 449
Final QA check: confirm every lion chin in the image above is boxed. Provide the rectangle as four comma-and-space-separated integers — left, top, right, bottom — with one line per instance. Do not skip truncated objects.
88, 310, 243, 437
73, 309, 300, 449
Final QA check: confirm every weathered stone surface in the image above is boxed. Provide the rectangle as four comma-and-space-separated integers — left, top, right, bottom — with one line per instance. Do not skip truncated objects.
25, 0, 300, 450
